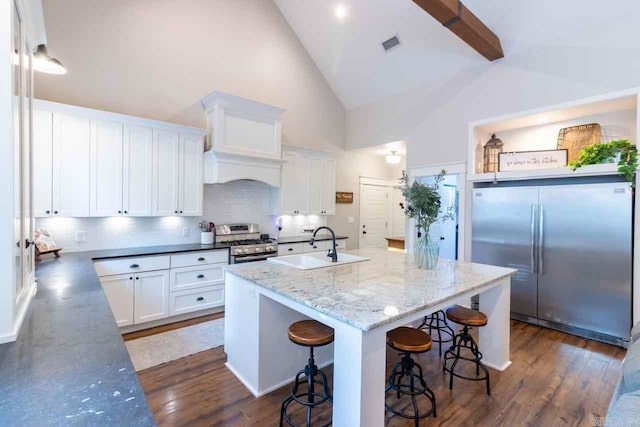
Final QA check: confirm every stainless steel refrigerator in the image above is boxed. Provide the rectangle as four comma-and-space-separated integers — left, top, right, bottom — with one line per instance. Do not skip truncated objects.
472, 179, 633, 346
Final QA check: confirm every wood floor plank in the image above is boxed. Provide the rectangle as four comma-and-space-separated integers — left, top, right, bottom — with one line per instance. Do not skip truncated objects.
137, 321, 624, 426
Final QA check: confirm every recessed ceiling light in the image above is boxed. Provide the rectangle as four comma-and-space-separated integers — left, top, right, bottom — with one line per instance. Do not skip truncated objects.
335, 4, 348, 20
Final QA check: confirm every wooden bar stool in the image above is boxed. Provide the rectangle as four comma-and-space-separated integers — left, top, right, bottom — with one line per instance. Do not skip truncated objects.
280, 320, 334, 427
417, 309, 455, 356
442, 305, 491, 395
385, 327, 437, 425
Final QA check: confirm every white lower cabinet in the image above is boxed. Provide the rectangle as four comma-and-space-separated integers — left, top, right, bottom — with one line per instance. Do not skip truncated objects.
100, 273, 135, 327
134, 270, 170, 324
170, 285, 224, 316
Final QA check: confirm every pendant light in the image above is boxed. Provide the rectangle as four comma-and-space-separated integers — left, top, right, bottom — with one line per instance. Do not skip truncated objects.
386, 150, 401, 165
33, 44, 67, 75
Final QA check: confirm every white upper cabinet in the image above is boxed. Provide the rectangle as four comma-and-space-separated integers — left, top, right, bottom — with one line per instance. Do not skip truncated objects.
123, 125, 153, 216
52, 114, 91, 217
152, 130, 180, 216
33, 110, 53, 217
33, 100, 206, 218
178, 134, 204, 216
90, 120, 123, 217
306, 155, 324, 215
278, 147, 337, 216
321, 158, 337, 215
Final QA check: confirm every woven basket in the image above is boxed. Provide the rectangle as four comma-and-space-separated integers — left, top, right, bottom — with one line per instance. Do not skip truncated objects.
557, 123, 601, 162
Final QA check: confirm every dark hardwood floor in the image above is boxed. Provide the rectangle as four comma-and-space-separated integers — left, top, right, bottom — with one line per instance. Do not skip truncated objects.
136, 320, 624, 426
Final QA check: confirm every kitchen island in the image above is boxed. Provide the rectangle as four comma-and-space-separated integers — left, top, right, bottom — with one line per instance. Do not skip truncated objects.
224, 248, 516, 427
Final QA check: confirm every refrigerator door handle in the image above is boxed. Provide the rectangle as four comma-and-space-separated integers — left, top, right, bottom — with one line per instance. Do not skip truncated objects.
538, 204, 544, 274
530, 204, 536, 273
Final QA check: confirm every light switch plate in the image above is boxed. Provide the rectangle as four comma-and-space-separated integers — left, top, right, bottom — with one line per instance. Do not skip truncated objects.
348, 216, 355, 224
75, 231, 87, 243
182, 227, 190, 237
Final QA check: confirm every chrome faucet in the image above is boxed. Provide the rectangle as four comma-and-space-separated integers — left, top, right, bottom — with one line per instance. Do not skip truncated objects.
310, 226, 338, 262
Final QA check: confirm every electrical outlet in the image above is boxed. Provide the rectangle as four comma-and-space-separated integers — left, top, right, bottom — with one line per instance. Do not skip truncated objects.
75, 231, 87, 243
348, 216, 355, 224
182, 227, 190, 237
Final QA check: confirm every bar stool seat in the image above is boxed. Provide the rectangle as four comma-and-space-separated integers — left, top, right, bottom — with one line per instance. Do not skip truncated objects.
385, 327, 437, 425
280, 320, 334, 427
443, 305, 491, 395
445, 305, 488, 327
288, 320, 334, 347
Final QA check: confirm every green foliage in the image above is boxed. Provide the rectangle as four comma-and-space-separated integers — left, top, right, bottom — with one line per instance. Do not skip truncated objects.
399, 169, 455, 234
569, 139, 638, 183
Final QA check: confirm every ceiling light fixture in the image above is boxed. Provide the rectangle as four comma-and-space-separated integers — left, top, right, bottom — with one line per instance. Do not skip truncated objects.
32, 44, 67, 75
386, 151, 401, 165
335, 4, 348, 20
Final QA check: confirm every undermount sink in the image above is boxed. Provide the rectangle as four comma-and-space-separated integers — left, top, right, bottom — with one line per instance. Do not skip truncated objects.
268, 252, 370, 270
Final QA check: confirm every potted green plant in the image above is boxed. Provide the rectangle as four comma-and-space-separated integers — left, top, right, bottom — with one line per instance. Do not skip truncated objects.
569, 139, 638, 183
400, 170, 454, 269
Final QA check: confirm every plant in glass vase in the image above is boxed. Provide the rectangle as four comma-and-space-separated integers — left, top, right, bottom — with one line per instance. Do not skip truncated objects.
400, 170, 454, 269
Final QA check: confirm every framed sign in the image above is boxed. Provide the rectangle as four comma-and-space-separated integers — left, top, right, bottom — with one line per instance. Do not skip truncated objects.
336, 192, 353, 204
499, 149, 568, 172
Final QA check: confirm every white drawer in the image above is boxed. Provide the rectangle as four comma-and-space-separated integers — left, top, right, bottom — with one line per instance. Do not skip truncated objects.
170, 250, 228, 268
170, 265, 224, 292
94, 255, 170, 277
170, 285, 224, 316
278, 243, 305, 256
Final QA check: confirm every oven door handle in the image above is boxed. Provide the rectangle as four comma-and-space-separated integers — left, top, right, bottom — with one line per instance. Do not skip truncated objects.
233, 253, 278, 263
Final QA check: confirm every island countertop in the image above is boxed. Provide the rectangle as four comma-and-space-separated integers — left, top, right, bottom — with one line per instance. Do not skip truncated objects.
225, 248, 517, 331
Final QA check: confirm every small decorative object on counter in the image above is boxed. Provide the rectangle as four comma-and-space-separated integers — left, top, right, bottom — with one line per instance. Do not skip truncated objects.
557, 123, 601, 162
34, 229, 62, 262
483, 133, 504, 173
199, 221, 215, 244
569, 139, 638, 183
400, 170, 454, 270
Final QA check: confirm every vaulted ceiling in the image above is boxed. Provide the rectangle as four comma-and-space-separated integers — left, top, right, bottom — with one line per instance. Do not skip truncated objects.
274, 0, 640, 110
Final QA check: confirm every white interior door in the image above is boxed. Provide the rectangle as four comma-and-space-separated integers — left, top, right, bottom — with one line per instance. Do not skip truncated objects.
359, 184, 390, 248
123, 125, 153, 216
90, 119, 123, 217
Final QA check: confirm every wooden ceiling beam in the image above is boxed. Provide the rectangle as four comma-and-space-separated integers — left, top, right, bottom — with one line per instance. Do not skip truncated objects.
413, 0, 504, 61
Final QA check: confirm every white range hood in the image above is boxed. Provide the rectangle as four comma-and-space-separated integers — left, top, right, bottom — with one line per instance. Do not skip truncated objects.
201, 91, 286, 187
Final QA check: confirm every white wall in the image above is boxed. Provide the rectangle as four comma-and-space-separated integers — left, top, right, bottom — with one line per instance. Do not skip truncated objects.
328, 150, 405, 248
35, 0, 345, 152
346, 11, 640, 168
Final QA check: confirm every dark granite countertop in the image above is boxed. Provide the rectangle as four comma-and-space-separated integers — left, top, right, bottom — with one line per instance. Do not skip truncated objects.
277, 235, 348, 244
0, 243, 229, 426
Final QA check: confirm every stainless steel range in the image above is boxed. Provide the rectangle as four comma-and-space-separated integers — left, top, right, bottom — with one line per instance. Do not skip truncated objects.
215, 223, 277, 264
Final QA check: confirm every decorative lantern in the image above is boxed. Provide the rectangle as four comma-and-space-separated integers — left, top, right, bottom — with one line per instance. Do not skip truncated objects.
483, 133, 504, 173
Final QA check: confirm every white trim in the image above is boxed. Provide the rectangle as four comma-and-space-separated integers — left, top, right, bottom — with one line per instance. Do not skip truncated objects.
34, 99, 208, 136
281, 143, 339, 157
0, 281, 37, 344
200, 91, 286, 119
359, 176, 393, 187
410, 161, 467, 177
467, 163, 627, 183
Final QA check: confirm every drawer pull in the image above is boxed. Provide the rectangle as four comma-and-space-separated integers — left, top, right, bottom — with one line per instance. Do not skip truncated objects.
129, 264, 140, 268
196, 296, 204, 301
198, 257, 205, 261
288, 248, 294, 252
197, 274, 205, 279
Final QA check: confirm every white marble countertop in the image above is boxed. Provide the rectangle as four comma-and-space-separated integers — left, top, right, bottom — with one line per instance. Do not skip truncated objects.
224, 248, 517, 331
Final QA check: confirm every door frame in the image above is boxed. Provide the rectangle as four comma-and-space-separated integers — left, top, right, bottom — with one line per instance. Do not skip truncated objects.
358, 177, 394, 249
406, 162, 468, 260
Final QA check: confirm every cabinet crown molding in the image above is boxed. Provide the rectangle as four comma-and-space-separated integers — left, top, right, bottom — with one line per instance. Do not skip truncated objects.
200, 91, 286, 120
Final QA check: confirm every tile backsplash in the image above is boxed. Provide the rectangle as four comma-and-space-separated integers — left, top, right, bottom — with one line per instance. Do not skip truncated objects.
36, 180, 327, 252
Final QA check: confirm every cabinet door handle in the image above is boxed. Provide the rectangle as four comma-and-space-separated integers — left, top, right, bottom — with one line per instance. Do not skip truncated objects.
54, 210, 58, 214
174, 210, 178, 214
196, 296, 204, 301
288, 248, 294, 251
135, 277, 139, 280
198, 257, 205, 261
179, 210, 183, 214
197, 274, 205, 279
45, 210, 50, 214
129, 277, 133, 280
124, 210, 128, 214
129, 264, 140, 268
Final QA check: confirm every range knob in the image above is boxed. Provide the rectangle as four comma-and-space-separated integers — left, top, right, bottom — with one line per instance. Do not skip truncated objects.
255, 247, 262, 253
243, 248, 250, 254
